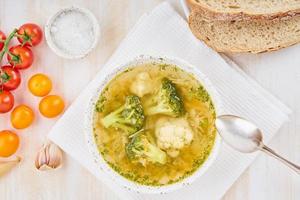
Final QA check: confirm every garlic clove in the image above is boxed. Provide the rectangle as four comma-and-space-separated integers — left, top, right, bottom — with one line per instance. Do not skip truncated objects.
47, 141, 63, 168
0, 156, 21, 177
35, 141, 63, 171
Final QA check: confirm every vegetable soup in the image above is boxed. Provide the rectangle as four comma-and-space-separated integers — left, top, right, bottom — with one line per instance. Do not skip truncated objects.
93, 62, 216, 186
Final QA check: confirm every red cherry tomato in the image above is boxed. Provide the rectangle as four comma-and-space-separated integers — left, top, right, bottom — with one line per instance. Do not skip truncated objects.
0, 90, 14, 113
0, 66, 21, 91
17, 23, 43, 47
0, 31, 6, 51
7, 45, 34, 70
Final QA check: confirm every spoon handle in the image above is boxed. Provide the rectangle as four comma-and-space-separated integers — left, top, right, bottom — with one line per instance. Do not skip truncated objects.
260, 145, 300, 175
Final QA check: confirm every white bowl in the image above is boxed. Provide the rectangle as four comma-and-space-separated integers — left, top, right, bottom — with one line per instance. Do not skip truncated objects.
84, 55, 223, 194
45, 6, 100, 59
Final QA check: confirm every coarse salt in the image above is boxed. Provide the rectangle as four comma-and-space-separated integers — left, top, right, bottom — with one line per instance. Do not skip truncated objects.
50, 9, 95, 56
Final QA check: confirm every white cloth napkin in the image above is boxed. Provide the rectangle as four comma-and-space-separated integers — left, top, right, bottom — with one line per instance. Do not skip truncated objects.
48, 2, 291, 200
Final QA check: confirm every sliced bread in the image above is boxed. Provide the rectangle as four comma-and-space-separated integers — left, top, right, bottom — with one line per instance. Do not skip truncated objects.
188, 11, 300, 53
187, 0, 300, 20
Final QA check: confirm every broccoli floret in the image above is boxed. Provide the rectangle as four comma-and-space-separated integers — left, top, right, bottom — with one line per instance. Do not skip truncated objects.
143, 78, 185, 117
101, 95, 145, 134
126, 131, 167, 166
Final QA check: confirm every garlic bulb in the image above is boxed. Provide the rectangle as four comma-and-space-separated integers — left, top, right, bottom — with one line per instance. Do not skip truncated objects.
35, 140, 63, 171
0, 156, 21, 177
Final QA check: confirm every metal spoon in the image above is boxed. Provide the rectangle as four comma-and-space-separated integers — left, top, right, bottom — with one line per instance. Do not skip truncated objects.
216, 115, 300, 174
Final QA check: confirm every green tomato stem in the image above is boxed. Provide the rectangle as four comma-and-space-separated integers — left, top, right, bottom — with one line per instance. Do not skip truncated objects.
0, 28, 18, 64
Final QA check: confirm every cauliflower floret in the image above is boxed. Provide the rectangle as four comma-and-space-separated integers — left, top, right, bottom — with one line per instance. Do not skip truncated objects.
155, 117, 193, 157
130, 72, 153, 97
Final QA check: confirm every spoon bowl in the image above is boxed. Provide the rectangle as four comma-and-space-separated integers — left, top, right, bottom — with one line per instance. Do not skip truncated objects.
216, 115, 300, 174
216, 115, 263, 153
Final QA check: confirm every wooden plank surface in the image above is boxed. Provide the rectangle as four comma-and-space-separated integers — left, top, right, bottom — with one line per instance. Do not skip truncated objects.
0, 0, 299, 199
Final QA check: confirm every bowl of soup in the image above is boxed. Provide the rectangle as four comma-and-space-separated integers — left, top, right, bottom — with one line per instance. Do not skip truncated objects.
85, 55, 222, 193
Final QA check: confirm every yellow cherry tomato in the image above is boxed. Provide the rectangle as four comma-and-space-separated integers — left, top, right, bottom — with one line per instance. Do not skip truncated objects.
28, 73, 52, 97
39, 95, 65, 118
0, 130, 19, 157
11, 105, 35, 129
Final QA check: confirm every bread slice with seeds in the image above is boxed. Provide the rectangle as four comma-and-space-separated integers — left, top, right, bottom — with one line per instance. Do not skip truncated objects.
188, 10, 300, 53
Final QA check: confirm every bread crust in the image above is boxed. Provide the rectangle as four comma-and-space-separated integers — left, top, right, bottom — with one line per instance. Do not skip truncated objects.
188, 11, 300, 53
187, 0, 300, 21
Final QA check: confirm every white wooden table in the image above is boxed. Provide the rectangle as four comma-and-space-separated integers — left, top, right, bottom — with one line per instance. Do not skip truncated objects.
0, 0, 299, 199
